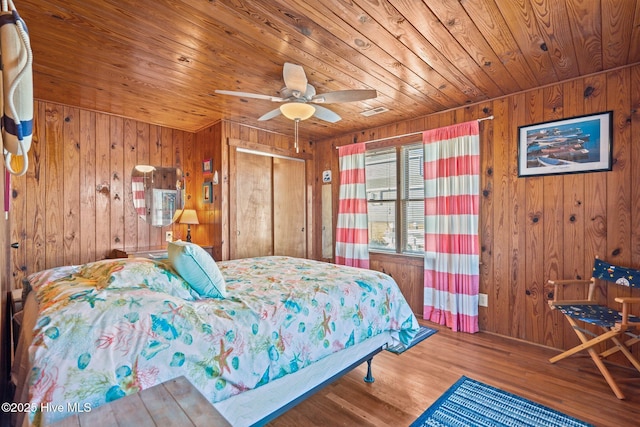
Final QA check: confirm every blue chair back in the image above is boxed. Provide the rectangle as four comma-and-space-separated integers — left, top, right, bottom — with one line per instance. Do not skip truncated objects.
592, 258, 640, 289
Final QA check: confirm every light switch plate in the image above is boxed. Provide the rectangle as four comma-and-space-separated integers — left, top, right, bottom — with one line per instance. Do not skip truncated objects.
165, 231, 173, 242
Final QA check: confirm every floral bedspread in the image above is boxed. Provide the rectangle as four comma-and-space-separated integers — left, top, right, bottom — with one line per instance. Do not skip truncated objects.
26, 256, 419, 425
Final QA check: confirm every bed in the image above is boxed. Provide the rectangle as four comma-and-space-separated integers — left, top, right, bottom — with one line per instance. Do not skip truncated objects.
11, 252, 419, 426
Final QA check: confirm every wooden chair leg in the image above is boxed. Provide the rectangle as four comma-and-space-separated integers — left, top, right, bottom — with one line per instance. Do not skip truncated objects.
610, 336, 640, 372
600, 335, 640, 359
624, 336, 640, 348
587, 346, 625, 399
549, 318, 629, 399
549, 320, 616, 364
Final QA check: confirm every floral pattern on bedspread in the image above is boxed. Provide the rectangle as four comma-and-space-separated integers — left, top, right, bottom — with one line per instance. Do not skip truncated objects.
27, 256, 419, 425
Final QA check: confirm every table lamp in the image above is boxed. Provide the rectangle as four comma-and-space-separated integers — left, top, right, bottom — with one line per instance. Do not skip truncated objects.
173, 208, 199, 242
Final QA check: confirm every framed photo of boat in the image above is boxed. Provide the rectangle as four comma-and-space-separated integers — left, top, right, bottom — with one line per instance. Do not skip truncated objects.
518, 111, 613, 177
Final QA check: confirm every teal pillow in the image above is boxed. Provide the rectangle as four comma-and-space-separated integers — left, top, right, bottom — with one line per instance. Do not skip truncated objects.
167, 241, 226, 299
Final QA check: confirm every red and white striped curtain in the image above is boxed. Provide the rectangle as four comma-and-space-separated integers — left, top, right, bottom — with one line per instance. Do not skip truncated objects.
335, 143, 369, 268
423, 121, 480, 333
131, 176, 146, 216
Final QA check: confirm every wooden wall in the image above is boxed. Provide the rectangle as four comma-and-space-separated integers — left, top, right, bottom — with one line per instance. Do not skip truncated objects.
185, 123, 221, 258
314, 64, 640, 353
7, 101, 195, 289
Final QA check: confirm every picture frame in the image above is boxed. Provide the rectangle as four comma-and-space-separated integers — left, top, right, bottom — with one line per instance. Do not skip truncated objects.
202, 158, 212, 174
518, 111, 613, 177
202, 182, 213, 204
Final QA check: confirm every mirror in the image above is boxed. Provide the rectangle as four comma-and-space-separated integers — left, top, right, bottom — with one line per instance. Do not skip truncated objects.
131, 165, 183, 227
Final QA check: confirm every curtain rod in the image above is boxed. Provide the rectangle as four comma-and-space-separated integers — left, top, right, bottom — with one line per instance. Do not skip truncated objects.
337, 115, 494, 147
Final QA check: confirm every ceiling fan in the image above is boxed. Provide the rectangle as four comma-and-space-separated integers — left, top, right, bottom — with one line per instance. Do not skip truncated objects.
215, 62, 377, 123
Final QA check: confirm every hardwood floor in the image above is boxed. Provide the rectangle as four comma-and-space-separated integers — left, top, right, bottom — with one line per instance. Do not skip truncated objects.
267, 323, 640, 427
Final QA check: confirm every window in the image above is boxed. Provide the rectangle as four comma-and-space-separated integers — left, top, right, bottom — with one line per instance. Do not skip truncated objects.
365, 143, 424, 255
366, 148, 397, 251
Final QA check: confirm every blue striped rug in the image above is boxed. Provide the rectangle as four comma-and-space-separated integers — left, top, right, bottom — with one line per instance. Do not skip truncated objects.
411, 376, 594, 427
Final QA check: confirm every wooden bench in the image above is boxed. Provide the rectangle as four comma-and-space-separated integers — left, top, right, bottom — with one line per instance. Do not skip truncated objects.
51, 376, 231, 426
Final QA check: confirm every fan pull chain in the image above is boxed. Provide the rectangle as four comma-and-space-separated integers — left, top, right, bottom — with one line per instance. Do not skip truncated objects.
294, 118, 300, 153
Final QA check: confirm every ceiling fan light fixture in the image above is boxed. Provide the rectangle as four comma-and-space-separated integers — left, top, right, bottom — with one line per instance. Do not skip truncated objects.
280, 102, 315, 121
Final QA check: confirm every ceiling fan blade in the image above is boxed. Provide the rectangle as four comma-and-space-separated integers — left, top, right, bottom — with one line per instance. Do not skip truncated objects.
305, 84, 316, 99
215, 90, 285, 102
312, 105, 341, 123
258, 108, 282, 121
311, 89, 377, 104
283, 63, 308, 95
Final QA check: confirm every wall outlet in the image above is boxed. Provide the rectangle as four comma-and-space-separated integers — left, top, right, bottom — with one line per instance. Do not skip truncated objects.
165, 231, 173, 242
478, 293, 488, 307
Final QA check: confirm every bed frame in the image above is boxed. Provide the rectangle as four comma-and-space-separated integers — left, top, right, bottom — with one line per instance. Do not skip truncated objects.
247, 346, 383, 426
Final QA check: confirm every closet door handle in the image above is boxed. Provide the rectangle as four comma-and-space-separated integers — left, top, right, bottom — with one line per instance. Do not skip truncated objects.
11, 242, 19, 249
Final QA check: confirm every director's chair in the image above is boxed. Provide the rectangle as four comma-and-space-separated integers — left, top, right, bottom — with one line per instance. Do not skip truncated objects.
548, 258, 640, 399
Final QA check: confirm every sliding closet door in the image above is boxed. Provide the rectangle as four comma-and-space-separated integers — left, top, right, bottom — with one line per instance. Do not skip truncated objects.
232, 150, 273, 259
273, 157, 306, 258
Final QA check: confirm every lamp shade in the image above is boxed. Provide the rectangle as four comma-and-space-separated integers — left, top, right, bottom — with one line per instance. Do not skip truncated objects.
178, 209, 199, 225
134, 164, 156, 173
172, 208, 183, 224
279, 102, 315, 121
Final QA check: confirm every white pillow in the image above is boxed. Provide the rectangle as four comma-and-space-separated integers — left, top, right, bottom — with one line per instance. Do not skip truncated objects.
167, 240, 226, 299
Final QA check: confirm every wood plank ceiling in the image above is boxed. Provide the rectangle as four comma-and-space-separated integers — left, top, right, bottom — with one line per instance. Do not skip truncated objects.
18, 0, 640, 140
